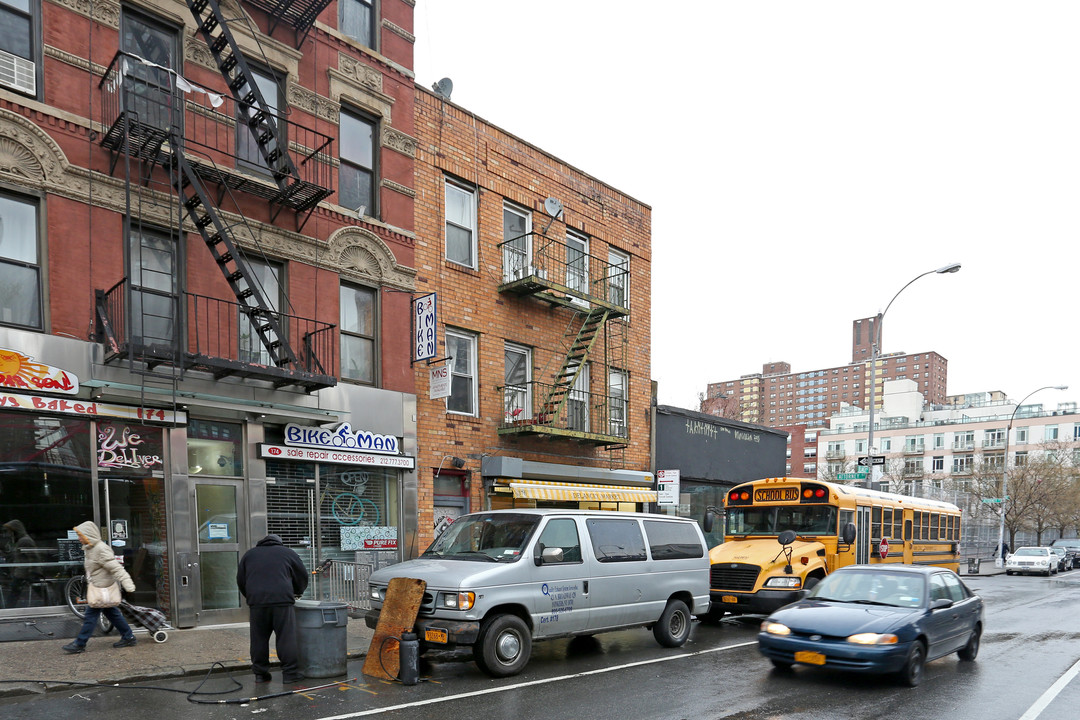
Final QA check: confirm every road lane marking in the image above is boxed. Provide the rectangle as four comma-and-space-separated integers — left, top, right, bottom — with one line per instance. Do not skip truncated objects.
316, 640, 758, 719
1018, 655, 1080, 720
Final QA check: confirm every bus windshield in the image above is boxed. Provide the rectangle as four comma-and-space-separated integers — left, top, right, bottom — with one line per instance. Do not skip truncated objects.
726, 505, 838, 536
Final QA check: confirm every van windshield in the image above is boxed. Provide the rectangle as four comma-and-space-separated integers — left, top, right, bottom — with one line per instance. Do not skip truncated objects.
422, 513, 539, 562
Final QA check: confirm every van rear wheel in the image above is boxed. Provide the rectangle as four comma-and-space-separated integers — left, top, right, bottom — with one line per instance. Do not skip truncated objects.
653, 599, 692, 648
474, 614, 532, 678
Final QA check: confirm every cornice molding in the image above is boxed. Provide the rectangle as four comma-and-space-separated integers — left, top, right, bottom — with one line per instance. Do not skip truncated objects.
382, 20, 415, 44
381, 178, 415, 198
46, 0, 120, 27
382, 126, 416, 158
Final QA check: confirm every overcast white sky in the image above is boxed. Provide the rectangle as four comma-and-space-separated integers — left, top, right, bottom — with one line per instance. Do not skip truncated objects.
413, 1, 1080, 414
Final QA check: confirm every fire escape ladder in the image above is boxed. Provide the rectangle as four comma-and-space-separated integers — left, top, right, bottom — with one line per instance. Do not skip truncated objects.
185, 0, 302, 199
536, 308, 610, 424
167, 140, 300, 370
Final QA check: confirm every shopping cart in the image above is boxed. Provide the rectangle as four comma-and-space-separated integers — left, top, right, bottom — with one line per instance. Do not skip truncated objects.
119, 600, 171, 643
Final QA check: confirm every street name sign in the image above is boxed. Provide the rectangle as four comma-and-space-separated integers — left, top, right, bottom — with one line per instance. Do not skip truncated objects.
837, 472, 869, 481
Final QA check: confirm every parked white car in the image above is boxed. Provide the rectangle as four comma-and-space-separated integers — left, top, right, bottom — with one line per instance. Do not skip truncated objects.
1005, 546, 1055, 577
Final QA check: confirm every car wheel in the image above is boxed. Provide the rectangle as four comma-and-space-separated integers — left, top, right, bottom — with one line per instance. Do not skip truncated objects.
1006, 570, 1013, 576
957, 624, 981, 661
899, 640, 926, 687
653, 599, 692, 648
474, 614, 532, 678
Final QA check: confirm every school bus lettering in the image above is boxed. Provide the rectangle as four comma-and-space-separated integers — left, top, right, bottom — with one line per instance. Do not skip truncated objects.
754, 487, 799, 503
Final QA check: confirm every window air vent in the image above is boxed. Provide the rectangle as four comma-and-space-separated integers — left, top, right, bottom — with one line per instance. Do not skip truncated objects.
0, 50, 35, 95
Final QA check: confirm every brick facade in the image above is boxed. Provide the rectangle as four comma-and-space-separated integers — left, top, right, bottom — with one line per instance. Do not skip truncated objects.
412, 88, 652, 549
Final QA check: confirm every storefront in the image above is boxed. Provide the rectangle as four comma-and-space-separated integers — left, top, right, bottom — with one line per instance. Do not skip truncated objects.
481, 456, 656, 512
0, 330, 418, 628
0, 345, 180, 619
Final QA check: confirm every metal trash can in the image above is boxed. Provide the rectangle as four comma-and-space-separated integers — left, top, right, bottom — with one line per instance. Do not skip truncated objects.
967, 558, 981, 574
295, 600, 349, 678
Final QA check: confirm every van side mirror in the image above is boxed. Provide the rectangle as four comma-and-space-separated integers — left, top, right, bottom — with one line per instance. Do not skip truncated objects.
540, 547, 564, 565
841, 522, 857, 545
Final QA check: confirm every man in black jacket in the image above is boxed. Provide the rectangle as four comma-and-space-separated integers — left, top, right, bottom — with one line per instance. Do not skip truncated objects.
237, 534, 309, 683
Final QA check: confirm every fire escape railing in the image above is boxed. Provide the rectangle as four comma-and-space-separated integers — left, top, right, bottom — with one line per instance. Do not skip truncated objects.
96, 278, 337, 390
497, 381, 628, 444
497, 233, 630, 316
99, 51, 334, 220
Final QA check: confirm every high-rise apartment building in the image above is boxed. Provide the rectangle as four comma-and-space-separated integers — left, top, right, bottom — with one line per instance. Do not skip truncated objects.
704, 317, 949, 430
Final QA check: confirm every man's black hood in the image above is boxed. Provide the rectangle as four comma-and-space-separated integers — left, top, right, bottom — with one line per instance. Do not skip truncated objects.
256, 534, 284, 547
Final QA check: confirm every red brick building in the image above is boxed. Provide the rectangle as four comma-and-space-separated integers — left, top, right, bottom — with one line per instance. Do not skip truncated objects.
0, 0, 419, 626
411, 87, 654, 550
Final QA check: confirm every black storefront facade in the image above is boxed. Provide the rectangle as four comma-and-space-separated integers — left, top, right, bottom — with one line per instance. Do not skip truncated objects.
652, 405, 787, 546
0, 328, 417, 628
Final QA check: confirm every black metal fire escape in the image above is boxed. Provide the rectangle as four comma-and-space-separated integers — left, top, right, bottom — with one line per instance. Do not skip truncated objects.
96, 0, 336, 391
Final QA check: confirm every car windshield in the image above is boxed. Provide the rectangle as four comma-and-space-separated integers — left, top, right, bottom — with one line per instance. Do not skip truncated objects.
807, 570, 925, 608
421, 513, 539, 562
1013, 547, 1046, 557
726, 505, 838, 536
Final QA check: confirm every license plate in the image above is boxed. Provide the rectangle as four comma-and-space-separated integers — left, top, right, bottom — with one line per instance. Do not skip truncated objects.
794, 650, 826, 665
721, 595, 738, 604
424, 628, 448, 644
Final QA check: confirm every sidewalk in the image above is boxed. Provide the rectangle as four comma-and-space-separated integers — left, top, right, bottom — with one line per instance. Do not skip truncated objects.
0, 615, 375, 698
959, 557, 1007, 577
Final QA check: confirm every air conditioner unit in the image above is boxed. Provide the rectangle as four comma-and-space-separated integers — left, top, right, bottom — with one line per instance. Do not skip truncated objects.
0, 50, 35, 95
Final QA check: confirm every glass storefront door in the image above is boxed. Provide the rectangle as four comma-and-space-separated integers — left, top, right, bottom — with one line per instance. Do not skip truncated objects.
98, 476, 168, 615
194, 480, 244, 622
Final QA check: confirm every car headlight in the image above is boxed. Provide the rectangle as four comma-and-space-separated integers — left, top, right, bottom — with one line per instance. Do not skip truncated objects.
763, 576, 802, 589
370, 586, 384, 601
847, 633, 899, 645
438, 591, 475, 611
761, 621, 791, 636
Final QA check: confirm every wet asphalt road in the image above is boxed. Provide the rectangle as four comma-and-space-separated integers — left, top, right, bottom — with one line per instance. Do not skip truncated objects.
3, 571, 1079, 720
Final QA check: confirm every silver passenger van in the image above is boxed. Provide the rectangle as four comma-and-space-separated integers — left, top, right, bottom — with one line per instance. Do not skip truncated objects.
365, 508, 710, 677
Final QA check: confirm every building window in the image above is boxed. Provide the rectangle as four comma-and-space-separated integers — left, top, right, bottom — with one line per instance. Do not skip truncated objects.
501, 202, 531, 282
340, 109, 377, 216
609, 368, 627, 437
445, 181, 476, 268
0, 0, 37, 96
0, 191, 42, 329
565, 230, 589, 301
567, 362, 589, 432
239, 257, 283, 366
446, 329, 477, 415
1015, 427, 1028, 444
1045, 425, 1059, 441
503, 342, 530, 422
340, 283, 376, 384
236, 63, 284, 175
1015, 451, 1028, 466
952, 455, 973, 474
607, 248, 629, 308
932, 456, 944, 472
339, 0, 375, 49
128, 226, 178, 349
904, 457, 923, 475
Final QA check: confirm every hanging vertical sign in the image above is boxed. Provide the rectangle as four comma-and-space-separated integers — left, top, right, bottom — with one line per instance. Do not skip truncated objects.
413, 293, 438, 362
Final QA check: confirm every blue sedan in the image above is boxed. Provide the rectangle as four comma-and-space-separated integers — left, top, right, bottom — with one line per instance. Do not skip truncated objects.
757, 564, 983, 686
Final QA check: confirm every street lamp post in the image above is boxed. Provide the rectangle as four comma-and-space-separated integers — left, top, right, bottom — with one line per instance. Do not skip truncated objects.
865, 263, 961, 488
995, 384, 1068, 567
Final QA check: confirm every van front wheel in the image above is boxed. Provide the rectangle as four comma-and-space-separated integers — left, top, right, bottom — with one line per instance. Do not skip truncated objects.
653, 599, 692, 648
475, 614, 532, 678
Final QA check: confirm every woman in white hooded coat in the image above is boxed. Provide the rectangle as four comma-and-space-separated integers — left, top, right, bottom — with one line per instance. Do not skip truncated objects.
63, 520, 137, 653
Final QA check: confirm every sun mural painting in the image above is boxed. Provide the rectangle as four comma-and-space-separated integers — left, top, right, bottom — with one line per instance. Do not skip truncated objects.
0, 347, 80, 395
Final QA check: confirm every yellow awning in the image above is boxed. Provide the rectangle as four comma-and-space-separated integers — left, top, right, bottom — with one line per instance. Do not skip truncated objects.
508, 482, 657, 503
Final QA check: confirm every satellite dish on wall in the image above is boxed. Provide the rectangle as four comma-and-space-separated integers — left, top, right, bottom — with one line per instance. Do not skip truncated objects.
544, 197, 564, 218
432, 78, 454, 99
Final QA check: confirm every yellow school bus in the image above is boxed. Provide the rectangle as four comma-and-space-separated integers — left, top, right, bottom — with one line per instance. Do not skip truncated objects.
704, 477, 961, 618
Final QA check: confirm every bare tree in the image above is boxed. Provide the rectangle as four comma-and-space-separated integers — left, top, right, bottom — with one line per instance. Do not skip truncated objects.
698, 391, 745, 421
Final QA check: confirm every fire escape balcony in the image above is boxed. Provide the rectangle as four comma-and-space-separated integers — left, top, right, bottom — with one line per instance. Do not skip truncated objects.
497, 234, 630, 317
238, 0, 332, 47
497, 381, 628, 446
99, 52, 333, 227
95, 278, 337, 391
